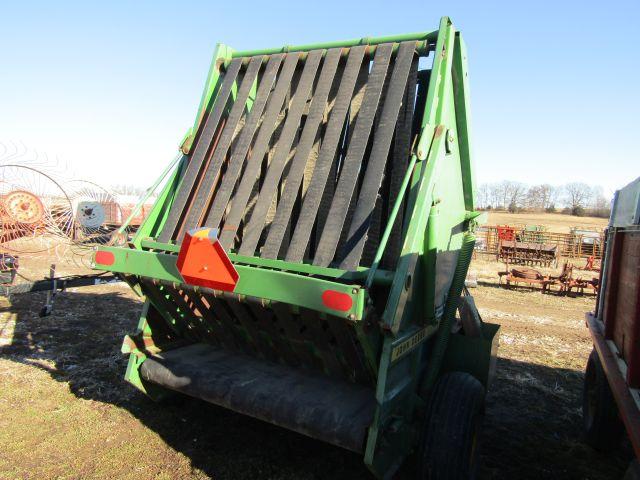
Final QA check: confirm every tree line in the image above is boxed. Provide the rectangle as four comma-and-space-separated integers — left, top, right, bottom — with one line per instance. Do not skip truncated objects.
476, 181, 611, 217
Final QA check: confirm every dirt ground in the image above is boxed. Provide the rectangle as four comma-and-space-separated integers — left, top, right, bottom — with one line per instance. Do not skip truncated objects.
0, 257, 633, 479
487, 211, 608, 233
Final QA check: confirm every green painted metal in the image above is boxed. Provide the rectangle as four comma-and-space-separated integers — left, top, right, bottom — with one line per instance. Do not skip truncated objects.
138, 238, 395, 285
118, 153, 183, 237
422, 232, 476, 390
94, 246, 366, 320
365, 150, 419, 289
131, 155, 187, 249
452, 32, 475, 211
230, 31, 437, 59
189, 43, 235, 153
441, 321, 500, 389
94, 17, 496, 480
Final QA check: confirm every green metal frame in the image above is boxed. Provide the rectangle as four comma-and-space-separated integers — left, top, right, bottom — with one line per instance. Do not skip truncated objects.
94, 17, 497, 480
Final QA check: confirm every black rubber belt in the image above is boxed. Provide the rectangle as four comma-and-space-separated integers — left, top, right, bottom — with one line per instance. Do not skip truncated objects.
335, 60, 371, 258
339, 41, 416, 270
219, 54, 300, 249
204, 54, 284, 230
259, 48, 342, 259
178, 56, 263, 239
237, 49, 323, 256
157, 58, 242, 243
285, 46, 366, 263
314, 60, 347, 253
312, 43, 394, 268
382, 55, 419, 270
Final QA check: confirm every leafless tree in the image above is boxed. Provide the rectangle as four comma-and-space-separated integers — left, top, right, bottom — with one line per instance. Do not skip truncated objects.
488, 183, 502, 209
476, 183, 490, 208
525, 184, 559, 211
499, 180, 526, 211
563, 182, 592, 215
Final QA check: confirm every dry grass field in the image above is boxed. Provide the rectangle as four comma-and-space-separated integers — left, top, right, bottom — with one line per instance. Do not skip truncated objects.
487, 211, 608, 233
0, 233, 633, 479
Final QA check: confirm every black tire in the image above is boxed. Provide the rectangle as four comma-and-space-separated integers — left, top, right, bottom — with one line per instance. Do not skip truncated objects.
419, 372, 485, 480
624, 460, 640, 480
583, 348, 623, 451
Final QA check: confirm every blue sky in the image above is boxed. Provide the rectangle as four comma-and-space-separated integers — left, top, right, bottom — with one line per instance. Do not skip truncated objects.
1, 1, 638, 196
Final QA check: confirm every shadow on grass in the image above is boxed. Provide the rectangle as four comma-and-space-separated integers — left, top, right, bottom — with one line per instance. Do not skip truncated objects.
0, 288, 632, 479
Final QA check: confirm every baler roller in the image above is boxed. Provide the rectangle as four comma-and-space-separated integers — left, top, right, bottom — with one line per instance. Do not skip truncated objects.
158, 41, 420, 271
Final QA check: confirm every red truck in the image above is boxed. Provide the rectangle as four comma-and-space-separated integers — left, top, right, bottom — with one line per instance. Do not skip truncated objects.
583, 176, 640, 478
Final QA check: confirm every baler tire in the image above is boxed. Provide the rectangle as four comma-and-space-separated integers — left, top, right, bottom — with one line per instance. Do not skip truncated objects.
419, 371, 485, 480
582, 348, 623, 451
624, 460, 640, 480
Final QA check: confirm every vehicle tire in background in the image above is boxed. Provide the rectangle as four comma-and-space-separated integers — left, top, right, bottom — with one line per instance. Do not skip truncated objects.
583, 348, 624, 451
419, 371, 485, 480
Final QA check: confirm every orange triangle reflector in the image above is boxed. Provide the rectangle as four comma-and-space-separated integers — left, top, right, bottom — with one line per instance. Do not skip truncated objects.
176, 227, 239, 292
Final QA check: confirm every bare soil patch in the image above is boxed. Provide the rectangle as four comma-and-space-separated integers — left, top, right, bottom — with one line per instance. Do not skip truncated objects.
0, 264, 632, 479
487, 211, 607, 233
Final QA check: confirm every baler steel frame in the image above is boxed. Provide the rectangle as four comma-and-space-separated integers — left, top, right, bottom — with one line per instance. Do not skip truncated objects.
94, 17, 498, 479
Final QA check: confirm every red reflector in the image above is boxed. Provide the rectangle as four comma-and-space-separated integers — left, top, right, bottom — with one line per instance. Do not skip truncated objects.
321, 290, 353, 312
94, 251, 115, 266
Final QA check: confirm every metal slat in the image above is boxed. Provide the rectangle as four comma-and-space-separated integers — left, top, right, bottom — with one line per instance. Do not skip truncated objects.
237, 50, 323, 256
382, 56, 418, 269
142, 282, 190, 339
158, 59, 242, 243
260, 48, 342, 259
285, 46, 367, 263
204, 55, 284, 230
325, 316, 371, 384
190, 293, 238, 350
339, 42, 416, 270
270, 302, 322, 370
178, 56, 264, 238
172, 289, 216, 343
299, 309, 344, 378
203, 294, 255, 356
219, 54, 300, 249
245, 300, 300, 366
312, 43, 394, 267
223, 293, 278, 361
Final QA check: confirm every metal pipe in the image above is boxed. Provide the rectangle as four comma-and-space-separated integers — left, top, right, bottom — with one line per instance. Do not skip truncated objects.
226, 41, 432, 68
231, 31, 438, 59
117, 153, 184, 235
366, 153, 419, 288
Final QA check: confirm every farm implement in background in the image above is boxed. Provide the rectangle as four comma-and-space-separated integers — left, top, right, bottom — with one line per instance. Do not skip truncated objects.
93, 17, 499, 479
0, 160, 150, 313
476, 224, 605, 264
498, 262, 599, 295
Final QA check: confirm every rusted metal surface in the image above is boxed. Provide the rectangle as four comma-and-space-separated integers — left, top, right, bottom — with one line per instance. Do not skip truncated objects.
497, 239, 558, 267
587, 313, 640, 459
476, 225, 605, 261
602, 230, 640, 387
498, 262, 599, 295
